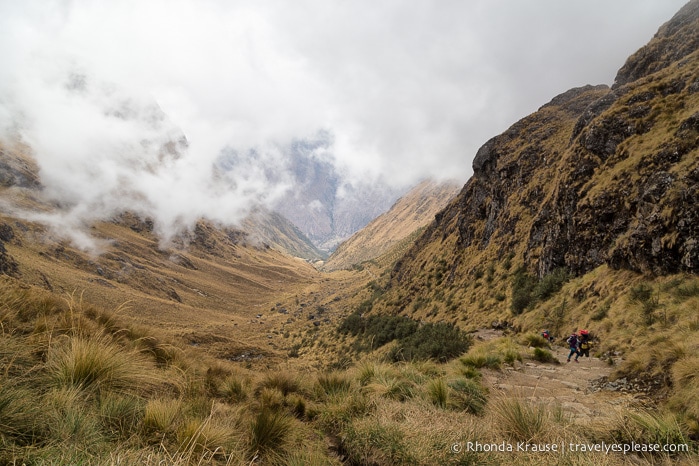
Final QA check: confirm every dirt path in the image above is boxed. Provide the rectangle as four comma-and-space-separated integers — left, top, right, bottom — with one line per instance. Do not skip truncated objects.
477, 332, 640, 424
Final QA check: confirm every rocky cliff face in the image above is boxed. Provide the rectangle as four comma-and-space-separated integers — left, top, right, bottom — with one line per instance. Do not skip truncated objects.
389, 1, 699, 302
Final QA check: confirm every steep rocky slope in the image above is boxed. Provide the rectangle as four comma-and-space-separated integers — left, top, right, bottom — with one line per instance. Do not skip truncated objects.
322, 179, 461, 271
385, 1, 699, 322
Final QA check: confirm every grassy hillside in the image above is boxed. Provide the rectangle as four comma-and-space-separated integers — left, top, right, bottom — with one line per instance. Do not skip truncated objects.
0, 209, 323, 366
2, 278, 696, 465
322, 180, 461, 272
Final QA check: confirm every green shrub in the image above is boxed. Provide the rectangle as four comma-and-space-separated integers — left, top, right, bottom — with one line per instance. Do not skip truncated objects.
338, 314, 419, 350
459, 366, 482, 380
533, 267, 570, 301
511, 267, 536, 314
388, 322, 471, 363
629, 283, 654, 303
591, 301, 610, 321
503, 252, 515, 271
511, 267, 570, 314
629, 283, 660, 325
674, 280, 699, 300
338, 313, 364, 335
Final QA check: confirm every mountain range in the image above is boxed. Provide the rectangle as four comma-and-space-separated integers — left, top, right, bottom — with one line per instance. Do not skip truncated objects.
0, 2, 698, 463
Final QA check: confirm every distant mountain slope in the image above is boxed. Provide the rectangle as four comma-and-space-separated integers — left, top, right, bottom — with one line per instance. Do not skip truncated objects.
322, 179, 461, 271
241, 207, 326, 261
382, 0, 698, 321
272, 137, 405, 252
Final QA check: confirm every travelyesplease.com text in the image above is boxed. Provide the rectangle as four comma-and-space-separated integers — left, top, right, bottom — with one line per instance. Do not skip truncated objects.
451, 441, 689, 455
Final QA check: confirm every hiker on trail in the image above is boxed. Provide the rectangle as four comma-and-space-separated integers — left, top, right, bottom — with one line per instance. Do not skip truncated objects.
578, 330, 591, 359
541, 329, 554, 343
566, 332, 580, 363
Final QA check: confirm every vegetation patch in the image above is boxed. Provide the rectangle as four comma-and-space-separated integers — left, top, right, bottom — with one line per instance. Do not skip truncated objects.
388, 322, 472, 363
338, 313, 471, 362
511, 266, 571, 314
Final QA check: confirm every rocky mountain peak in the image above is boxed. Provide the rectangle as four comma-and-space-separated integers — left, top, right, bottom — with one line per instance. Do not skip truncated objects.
613, 0, 699, 89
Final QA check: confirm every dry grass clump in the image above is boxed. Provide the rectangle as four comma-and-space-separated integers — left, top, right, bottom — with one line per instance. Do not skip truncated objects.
0, 381, 43, 444
315, 371, 353, 399
587, 408, 693, 463
668, 353, 699, 438
248, 407, 293, 461
425, 376, 489, 415
255, 372, 304, 398
340, 417, 416, 466
175, 414, 241, 461
46, 334, 159, 395
426, 378, 449, 409
219, 371, 250, 403
520, 332, 550, 348
490, 396, 556, 443
98, 391, 144, 439
460, 337, 523, 370
460, 352, 503, 370
363, 370, 418, 402
142, 397, 182, 434
531, 347, 557, 363
447, 378, 488, 415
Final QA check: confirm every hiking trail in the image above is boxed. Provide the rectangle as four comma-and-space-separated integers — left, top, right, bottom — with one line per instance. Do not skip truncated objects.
476, 329, 643, 424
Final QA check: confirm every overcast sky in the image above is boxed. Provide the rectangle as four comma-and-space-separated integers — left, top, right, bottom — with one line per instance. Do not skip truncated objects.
0, 0, 688, 249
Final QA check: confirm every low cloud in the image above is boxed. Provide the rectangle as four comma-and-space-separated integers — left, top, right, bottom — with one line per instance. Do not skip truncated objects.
0, 0, 687, 250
